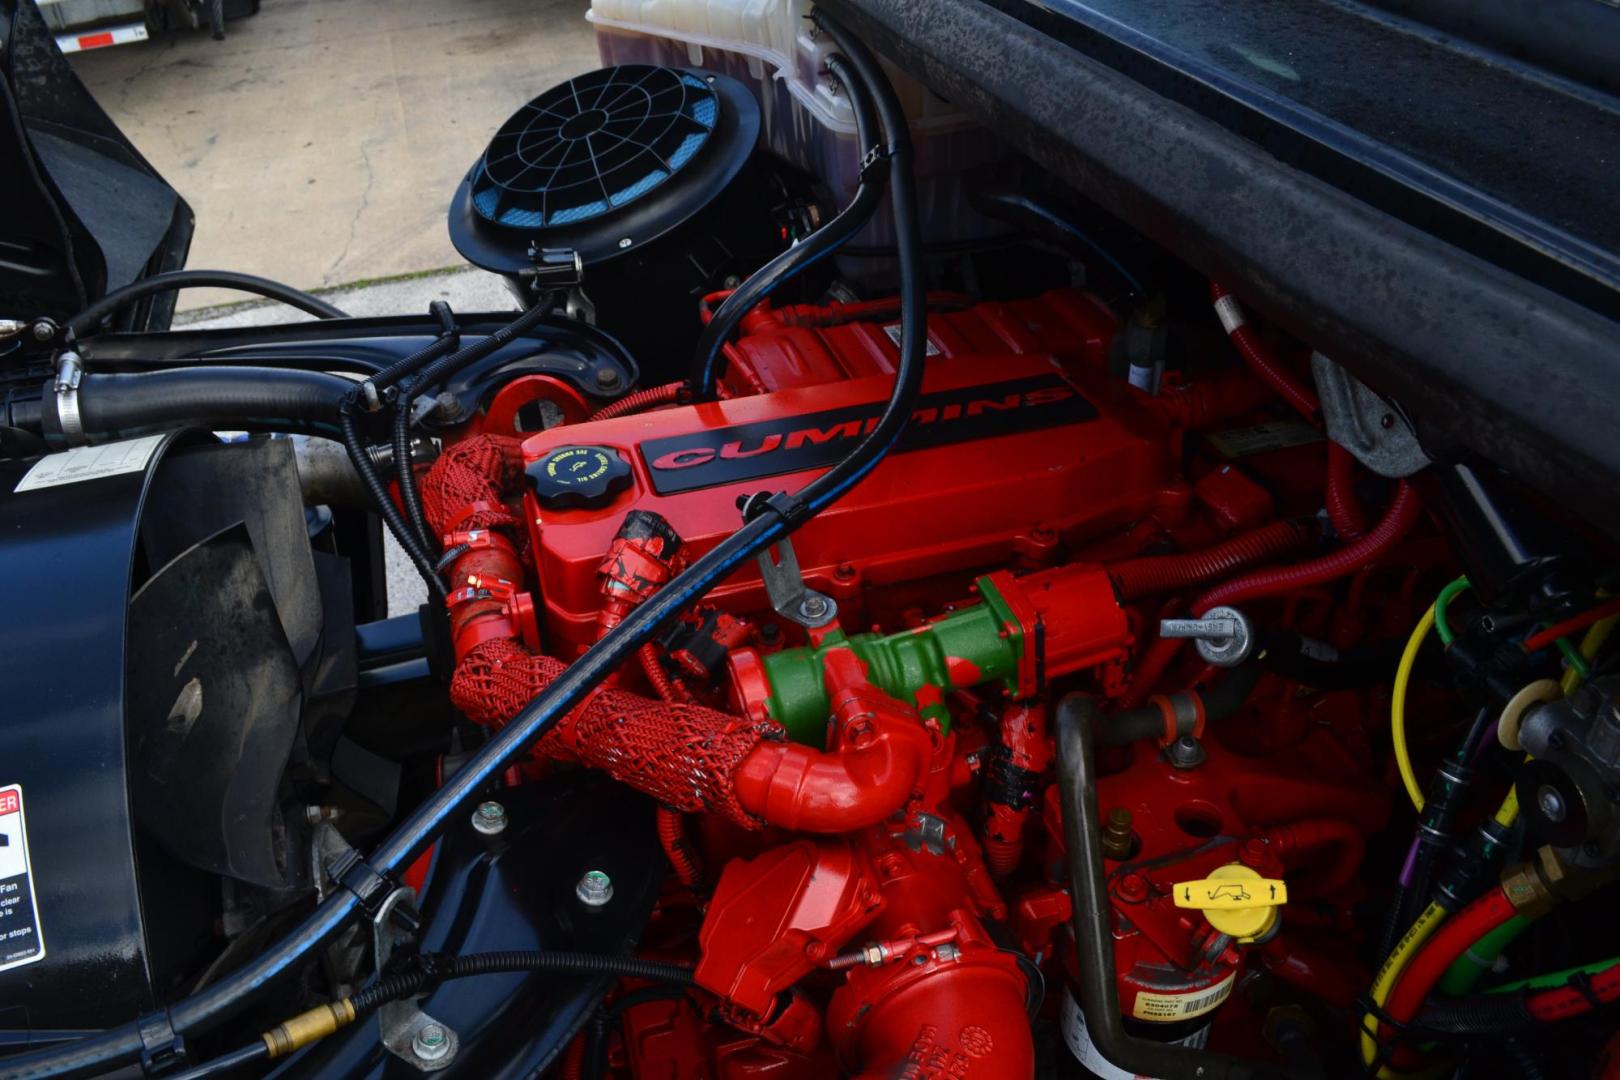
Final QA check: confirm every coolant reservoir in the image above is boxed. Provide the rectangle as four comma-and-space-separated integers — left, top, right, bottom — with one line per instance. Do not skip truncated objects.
588, 0, 1009, 258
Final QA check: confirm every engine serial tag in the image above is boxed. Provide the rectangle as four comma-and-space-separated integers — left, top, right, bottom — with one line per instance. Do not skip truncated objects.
0, 784, 46, 973
641, 374, 1098, 495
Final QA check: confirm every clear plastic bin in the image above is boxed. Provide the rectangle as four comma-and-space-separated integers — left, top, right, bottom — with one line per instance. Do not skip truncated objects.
589, 0, 1009, 257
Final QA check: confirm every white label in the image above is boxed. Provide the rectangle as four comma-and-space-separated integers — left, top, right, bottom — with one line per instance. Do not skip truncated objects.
1205, 419, 1322, 459
1060, 988, 1209, 1080
0, 785, 46, 973
1127, 363, 1158, 392
1131, 971, 1235, 1020
882, 322, 941, 356
1213, 294, 1247, 334
15, 435, 164, 493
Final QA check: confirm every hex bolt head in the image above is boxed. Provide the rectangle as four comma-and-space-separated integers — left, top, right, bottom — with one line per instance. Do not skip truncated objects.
31, 320, 54, 342
595, 367, 621, 390
1167, 735, 1207, 770
412, 1023, 450, 1062
798, 595, 829, 620
576, 869, 614, 907
1537, 785, 1568, 823
472, 801, 508, 836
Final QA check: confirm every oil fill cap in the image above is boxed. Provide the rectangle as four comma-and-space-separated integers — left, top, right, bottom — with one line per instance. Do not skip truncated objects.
1172, 863, 1286, 943
527, 445, 631, 510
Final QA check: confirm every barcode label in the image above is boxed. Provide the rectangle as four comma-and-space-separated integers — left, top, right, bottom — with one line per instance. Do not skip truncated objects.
1130, 971, 1235, 1021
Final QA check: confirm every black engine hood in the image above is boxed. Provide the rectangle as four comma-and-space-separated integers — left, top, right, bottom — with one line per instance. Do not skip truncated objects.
0, 0, 191, 330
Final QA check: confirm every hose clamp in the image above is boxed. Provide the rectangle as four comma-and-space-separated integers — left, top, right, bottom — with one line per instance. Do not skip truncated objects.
54, 351, 86, 446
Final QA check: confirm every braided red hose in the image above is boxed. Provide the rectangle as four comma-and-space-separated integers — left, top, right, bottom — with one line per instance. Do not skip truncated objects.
1119, 484, 1421, 708
588, 381, 686, 422
1194, 482, 1422, 614
1106, 520, 1309, 601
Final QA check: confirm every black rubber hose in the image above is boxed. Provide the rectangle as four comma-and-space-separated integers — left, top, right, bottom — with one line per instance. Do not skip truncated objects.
350, 952, 693, 1017
63, 367, 352, 439
687, 50, 886, 400
1413, 993, 1534, 1038
1055, 694, 1289, 1080
0, 12, 927, 1076
66, 269, 346, 339
1098, 664, 1259, 746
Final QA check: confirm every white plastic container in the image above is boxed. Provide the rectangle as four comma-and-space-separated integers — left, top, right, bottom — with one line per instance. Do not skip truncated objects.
588, 0, 1009, 255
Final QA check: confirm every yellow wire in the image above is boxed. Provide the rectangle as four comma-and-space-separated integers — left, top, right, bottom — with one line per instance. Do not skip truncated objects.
1362, 901, 1447, 1073
1393, 604, 1435, 813
1561, 614, 1618, 695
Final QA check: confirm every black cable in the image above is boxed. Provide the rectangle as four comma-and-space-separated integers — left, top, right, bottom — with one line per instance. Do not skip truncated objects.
340, 399, 448, 604
66, 269, 347, 339
0, 12, 928, 1076
392, 303, 460, 550
164, 1042, 267, 1080
687, 50, 886, 400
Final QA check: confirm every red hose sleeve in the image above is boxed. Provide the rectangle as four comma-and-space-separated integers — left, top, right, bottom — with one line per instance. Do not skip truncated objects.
1526, 961, 1620, 1023
1106, 520, 1309, 601
1381, 886, 1518, 1060
1210, 282, 1321, 423
588, 381, 686, 422
1326, 442, 1369, 541
452, 637, 779, 828
1194, 482, 1422, 615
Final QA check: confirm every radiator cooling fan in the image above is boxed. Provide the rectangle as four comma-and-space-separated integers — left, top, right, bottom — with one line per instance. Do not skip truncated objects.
449, 65, 761, 273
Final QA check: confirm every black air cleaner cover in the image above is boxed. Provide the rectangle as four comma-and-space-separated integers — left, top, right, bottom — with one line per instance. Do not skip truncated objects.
449, 66, 760, 272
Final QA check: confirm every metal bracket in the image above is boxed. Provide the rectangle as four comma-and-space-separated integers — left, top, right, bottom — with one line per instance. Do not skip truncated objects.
373, 886, 459, 1072
1160, 605, 1254, 667
1310, 352, 1430, 478
756, 535, 839, 629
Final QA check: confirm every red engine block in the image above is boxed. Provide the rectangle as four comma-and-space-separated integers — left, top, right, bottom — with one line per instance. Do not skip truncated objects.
427, 287, 1401, 1078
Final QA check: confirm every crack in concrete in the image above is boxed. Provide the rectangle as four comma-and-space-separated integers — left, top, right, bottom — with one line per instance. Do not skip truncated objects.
325, 134, 379, 285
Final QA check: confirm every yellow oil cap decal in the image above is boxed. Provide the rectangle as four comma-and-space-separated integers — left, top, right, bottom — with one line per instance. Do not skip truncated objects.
1172, 864, 1286, 942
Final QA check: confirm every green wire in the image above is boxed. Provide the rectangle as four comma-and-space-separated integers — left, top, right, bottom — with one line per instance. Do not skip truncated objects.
1554, 636, 1592, 679
1437, 915, 1531, 995
1487, 952, 1620, 995
1434, 576, 1472, 647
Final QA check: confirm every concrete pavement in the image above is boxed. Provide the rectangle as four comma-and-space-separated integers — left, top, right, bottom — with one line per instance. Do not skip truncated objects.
71, 0, 601, 310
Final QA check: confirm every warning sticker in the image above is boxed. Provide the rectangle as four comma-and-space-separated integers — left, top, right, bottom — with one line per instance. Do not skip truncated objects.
881, 322, 942, 356
1205, 419, 1321, 459
0, 784, 46, 973
1131, 971, 1235, 1021
14, 435, 164, 493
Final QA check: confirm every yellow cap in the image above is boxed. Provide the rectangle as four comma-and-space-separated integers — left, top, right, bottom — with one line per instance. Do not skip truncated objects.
1171, 863, 1286, 942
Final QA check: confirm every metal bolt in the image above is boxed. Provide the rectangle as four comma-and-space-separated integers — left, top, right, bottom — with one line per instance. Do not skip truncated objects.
1167, 735, 1207, 770
576, 869, 614, 907
31, 320, 54, 342
798, 594, 829, 620
472, 801, 508, 836
412, 1024, 450, 1062
595, 367, 621, 390
617, 237, 633, 249
933, 943, 961, 962
1536, 785, 1567, 823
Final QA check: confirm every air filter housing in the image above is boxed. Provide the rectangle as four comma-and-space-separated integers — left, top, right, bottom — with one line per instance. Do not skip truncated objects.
450, 65, 761, 273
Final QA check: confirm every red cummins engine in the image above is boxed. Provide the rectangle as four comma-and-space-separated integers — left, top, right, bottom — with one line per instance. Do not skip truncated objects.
417, 284, 1404, 1077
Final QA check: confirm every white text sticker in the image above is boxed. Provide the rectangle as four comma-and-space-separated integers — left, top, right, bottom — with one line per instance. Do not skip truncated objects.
0, 785, 46, 973
15, 435, 164, 493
